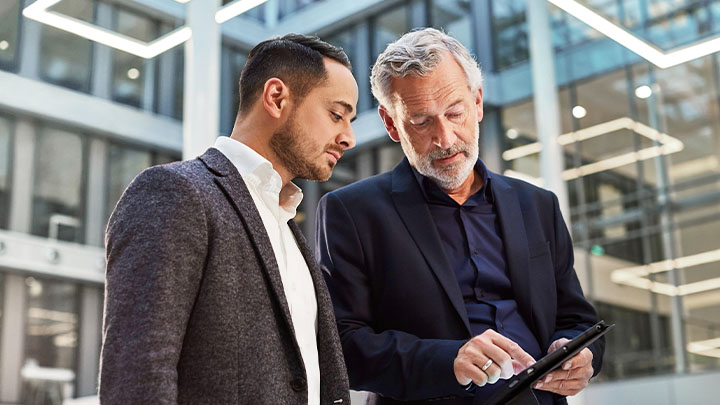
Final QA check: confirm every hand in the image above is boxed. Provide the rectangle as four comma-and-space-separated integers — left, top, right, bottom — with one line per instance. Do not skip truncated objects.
534, 338, 594, 396
454, 329, 536, 388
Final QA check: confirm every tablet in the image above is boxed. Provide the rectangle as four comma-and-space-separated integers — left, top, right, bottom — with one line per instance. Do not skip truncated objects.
484, 320, 614, 405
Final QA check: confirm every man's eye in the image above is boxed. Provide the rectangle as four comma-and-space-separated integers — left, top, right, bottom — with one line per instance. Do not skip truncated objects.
414, 120, 429, 127
331, 112, 342, 121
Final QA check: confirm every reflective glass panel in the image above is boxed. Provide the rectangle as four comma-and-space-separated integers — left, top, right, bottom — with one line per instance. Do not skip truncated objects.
112, 7, 157, 108
22, 277, 79, 404
0, 115, 11, 230
106, 144, 152, 220
32, 128, 84, 243
430, 0, 474, 54
40, 0, 94, 92
0, 0, 21, 71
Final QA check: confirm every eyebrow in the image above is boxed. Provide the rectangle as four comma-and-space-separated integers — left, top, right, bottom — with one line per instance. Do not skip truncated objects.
333, 101, 357, 122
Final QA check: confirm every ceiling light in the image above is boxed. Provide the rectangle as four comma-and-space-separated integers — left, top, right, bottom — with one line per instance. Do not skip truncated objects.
502, 117, 684, 181
547, 0, 720, 69
23, 0, 192, 59
610, 248, 720, 296
216, 0, 269, 24
506, 128, 519, 139
0, 40, 8, 50
572, 105, 587, 119
635, 85, 653, 99
688, 337, 720, 359
127, 68, 140, 80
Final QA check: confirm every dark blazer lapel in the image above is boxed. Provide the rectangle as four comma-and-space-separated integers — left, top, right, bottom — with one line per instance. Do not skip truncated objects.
198, 148, 297, 340
490, 174, 537, 335
391, 159, 472, 336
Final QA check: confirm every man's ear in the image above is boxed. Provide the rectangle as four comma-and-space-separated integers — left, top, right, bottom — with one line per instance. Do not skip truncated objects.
262, 78, 290, 119
475, 87, 484, 123
378, 105, 401, 142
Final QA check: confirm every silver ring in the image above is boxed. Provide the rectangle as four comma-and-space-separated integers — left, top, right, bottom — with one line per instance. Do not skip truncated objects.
481, 359, 493, 371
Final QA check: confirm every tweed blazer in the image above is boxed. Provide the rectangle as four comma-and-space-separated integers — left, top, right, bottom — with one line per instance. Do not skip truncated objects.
99, 147, 349, 404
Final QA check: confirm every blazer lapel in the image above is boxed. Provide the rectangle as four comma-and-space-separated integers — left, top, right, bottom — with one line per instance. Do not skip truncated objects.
391, 159, 472, 337
490, 174, 537, 335
198, 148, 297, 343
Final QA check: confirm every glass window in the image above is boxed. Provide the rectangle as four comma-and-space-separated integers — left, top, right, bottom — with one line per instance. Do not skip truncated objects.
490, 0, 528, 70
372, 5, 409, 58
220, 48, 247, 135
0, 115, 11, 230
106, 144, 152, 220
430, 0, 474, 55
0, 0, 21, 71
40, 0, 94, 92
111, 7, 157, 108
32, 128, 85, 243
278, 0, 322, 19
22, 277, 79, 404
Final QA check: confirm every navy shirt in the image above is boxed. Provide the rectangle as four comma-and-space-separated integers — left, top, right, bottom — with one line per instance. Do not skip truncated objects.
412, 161, 553, 404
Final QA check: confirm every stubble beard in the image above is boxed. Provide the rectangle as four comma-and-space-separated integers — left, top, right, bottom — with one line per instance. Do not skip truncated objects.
269, 114, 336, 182
400, 121, 479, 191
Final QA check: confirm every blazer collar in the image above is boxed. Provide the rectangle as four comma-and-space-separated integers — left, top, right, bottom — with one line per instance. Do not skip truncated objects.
391, 158, 472, 337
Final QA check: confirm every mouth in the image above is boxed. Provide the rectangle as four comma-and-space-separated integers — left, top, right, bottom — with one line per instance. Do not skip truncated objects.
326, 150, 341, 165
433, 152, 463, 166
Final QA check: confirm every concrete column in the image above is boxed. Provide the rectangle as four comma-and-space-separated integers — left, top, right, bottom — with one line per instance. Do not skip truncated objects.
353, 23, 372, 113
91, 2, 113, 99
470, 0, 494, 72
9, 119, 35, 234
183, 0, 221, 159
480, 108, 503, 173
85, 139, 108, 247
0, 274, 27, 403
18, 0, 42, 79
142, 58, 157, 112
76, 285, 103, 397
527, 0, 570, 221
265, 0, 279, 28
156, 32, 178, 117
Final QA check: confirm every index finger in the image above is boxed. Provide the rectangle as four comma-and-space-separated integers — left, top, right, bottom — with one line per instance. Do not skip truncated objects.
490, 333, 536, 369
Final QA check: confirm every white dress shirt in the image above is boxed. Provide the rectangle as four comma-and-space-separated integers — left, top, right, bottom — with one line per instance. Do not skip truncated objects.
214, 136, 320, 405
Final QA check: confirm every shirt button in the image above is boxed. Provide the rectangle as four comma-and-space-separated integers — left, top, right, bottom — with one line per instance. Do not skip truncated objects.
473, 249, 479, 255
290, 377, 307, 392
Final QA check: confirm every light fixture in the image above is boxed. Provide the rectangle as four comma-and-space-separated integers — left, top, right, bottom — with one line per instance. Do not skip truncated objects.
572, 105, 587, 119
635, 85, 653, 99
0, 40, 8, 50
547, 0, 720, 69
216, 0, 269, 24
506, 128, 519, 139
688, 337, 720, 359
127, 67, 140, 80
610, 248, 720, 297
502, 117, 684, 181
23, 0, 192, 59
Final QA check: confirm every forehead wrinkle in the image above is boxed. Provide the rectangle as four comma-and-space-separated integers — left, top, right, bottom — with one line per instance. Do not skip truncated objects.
398, 81, 466, 117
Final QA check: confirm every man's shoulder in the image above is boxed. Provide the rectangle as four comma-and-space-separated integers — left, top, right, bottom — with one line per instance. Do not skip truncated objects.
133, 158, 209, 189
326, 170, 393, 201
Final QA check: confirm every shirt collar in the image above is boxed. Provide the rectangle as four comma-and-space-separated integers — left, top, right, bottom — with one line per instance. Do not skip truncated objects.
411, 159, 493, 206
213, 136, 303, 214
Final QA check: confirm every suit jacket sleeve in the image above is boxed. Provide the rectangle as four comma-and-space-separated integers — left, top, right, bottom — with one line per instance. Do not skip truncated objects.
99, 166, 208, 404
316, 192, 470, 401
548, 193, 605, 376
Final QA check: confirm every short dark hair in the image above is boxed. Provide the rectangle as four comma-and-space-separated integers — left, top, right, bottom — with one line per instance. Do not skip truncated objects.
237, 33, 352, 115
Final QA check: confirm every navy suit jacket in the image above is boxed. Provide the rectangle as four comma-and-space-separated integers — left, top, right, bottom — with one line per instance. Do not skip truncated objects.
316, 158, 603, 404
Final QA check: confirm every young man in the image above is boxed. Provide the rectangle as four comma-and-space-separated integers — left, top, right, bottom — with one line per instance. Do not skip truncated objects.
316, 28, 603, 404
100, 34, 358, 404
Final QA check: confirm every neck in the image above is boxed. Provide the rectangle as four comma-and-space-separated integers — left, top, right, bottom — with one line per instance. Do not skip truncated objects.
230, 117, 294, 187
442, 170, 483, 205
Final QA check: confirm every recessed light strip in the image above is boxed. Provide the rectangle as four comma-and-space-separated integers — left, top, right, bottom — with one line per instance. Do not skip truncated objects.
547, 0, 720, 69
216, 0, 269, 24
23, 0, 191, 59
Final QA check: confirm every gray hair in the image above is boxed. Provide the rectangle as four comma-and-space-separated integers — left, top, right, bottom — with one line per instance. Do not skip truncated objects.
370, 27, 483, 110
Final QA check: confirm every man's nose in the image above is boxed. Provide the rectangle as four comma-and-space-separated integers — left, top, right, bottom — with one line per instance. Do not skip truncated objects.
432, 118, 457, 150
337, 122, 356, 150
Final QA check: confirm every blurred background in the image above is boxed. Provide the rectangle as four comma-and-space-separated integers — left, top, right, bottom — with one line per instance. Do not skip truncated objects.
0, 0, 719, 404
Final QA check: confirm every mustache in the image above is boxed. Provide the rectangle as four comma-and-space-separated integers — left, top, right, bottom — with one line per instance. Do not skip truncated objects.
428, 143, 468, 160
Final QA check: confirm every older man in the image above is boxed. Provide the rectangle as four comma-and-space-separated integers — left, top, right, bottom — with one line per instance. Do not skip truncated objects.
100, 34, 357, 404
316, 28, 603, 404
